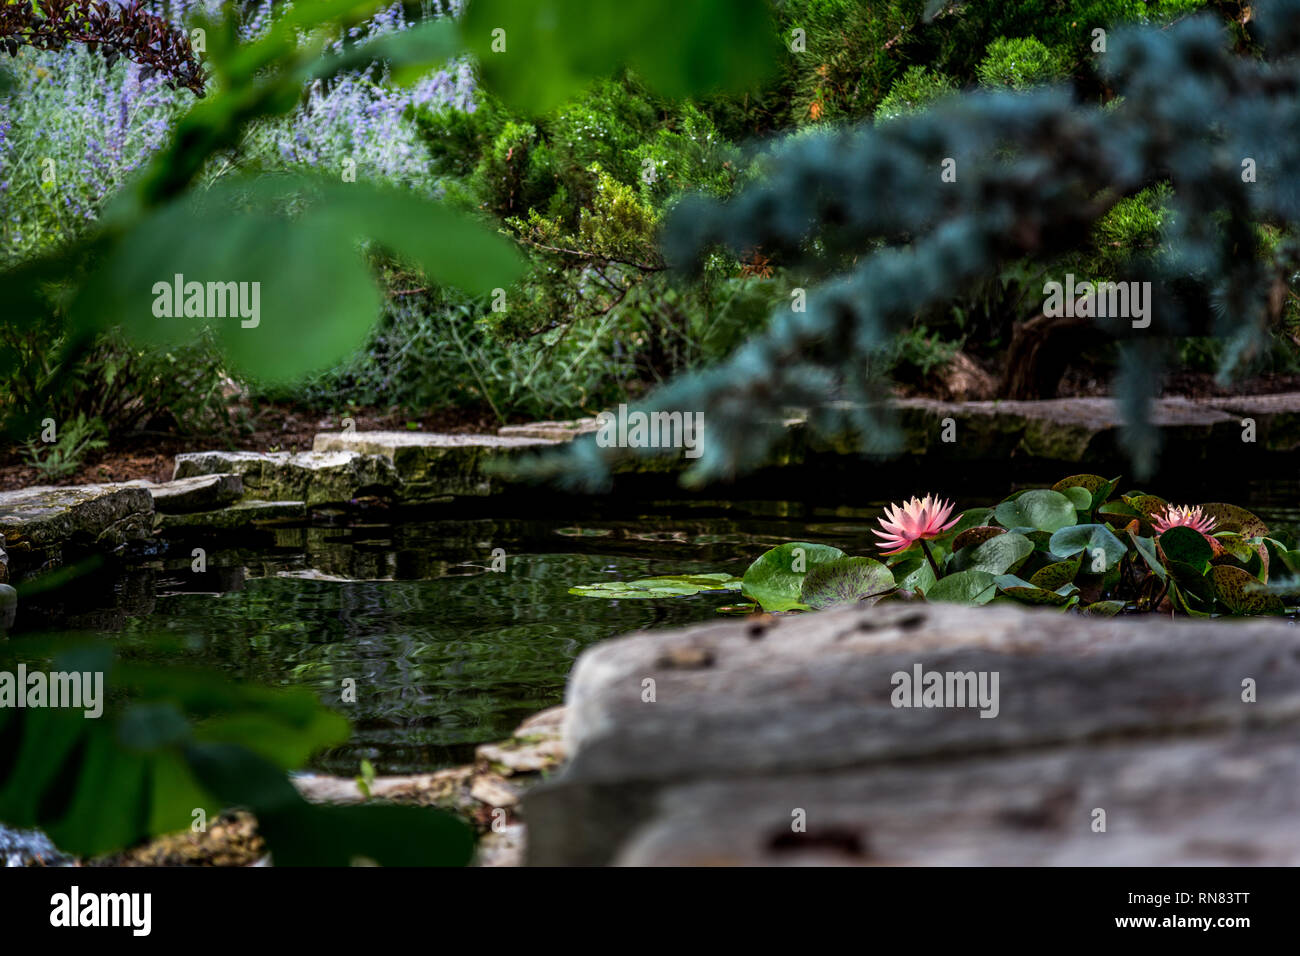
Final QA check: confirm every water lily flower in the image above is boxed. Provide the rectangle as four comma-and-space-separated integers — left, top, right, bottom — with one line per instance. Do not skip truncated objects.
1152, 504, 1217, 538
874, 494, 960, 555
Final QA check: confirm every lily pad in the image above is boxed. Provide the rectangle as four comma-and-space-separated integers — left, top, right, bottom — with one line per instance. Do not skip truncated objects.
1210, 565, 1286, 616
800, 557, 896, 609
1200, 503, 1268, 538
994, 574, 1077, 606
741, 542, 846, 612
892, 557, 937, 594
993, 489, 1078, 533
1080, 600, 1125, 616
1058, 486, 1093, 513
1121, 494, 1167, 523
1029, 556, 1081, 590
952, 525, 1005, 551
1158, 526, 1213, 574
1128, 532, 1167, 581
569, 573, 742, 599
950, 508, 993, 535
925, 569, 997, 605
951, 531, 1034, 576
1048, 523, 1126, 573
1051, 474, 1120, 510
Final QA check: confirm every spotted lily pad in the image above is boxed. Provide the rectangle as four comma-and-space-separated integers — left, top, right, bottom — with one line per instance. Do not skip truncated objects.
952, 525, 1005, 551
994, 574, 1078, 606
1080, 600, 1125, 616
1209, 565, 1285, 616
1029, 556, 1081, 590
800, 557, 896, 609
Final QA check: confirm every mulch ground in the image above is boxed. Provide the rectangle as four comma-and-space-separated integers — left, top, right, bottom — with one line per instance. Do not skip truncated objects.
0, 403, 497, 492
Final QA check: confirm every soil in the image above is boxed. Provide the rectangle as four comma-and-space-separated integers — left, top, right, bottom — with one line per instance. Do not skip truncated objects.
0, 402, 498, 492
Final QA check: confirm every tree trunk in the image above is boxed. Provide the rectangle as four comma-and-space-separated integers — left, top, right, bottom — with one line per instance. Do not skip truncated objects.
1000, 312, 1093, 399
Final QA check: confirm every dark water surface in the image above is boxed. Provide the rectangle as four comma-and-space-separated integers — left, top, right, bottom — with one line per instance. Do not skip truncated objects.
11, 475, 1300, 776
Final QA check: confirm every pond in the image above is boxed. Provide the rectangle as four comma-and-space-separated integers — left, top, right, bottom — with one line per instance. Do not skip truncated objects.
10, 472, 1300, 777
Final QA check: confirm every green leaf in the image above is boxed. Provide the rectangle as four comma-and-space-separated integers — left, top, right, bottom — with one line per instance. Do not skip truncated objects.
1029, 556, 1081, 590
1058, 486, 1092, 512
73, 178, 525, 382
462, 0, 776, 114
993, 489, 1077, 533
800, 557, 895, 609
1048, 523, 1126, 573
1052, 474, 1120, 510
741, 542, 845, 612
893, 557, 937, 594
925, 569, 997, 605
1158, 526, 1212, 574
951, 531, 1034, 576
1210, 565, 1286, 616
569, 573, 742, 599
1199, 503, 1269, 537
1129, 532, 1167, 580
1081, 600, 1125, 616
994, 574, 1077, 606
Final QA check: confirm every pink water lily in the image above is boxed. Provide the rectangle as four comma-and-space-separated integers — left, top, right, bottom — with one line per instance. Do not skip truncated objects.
874, 494, 960, 556
1152, 504, 1220, 550
1153, 504, 1216, 535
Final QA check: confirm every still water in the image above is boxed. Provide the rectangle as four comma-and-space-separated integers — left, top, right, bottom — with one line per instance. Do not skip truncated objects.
12, 480, 1300, 776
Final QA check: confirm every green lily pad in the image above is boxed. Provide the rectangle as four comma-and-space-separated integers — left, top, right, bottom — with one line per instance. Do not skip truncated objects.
1058, 486, 1093, 513
1048, 523, 1126, 573
1166, 559, 1215, 605
925, 569, 997, 605
1167, 579, 1211, 618
741, 542, 846, 612
1121, 494, 1168, 524
993, 489, 1078, 533
994, 574, 1077, 606
952, 525, 1005, 551
569, 573, 742, 599
1029, 556, 1082, 590
951, 508, 993, 535
1210, 565, 1286, 616
1264, 537, 1300, 576
1158, 526, 1213, 574
800, 557, 896, 610
1052, 474, 1120, 510
892, 557, 937, 594
1200, 503, 1268, 538
1128, 532, 1167, 581
1080, 600, 1126, 616
951, 531, 1034, 576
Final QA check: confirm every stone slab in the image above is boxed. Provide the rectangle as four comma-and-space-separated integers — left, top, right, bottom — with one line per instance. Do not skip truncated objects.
0, 484, 154, 567
125, 474, 244, 514
525, 602, 1300, 866
173, 450, 398, 506
312, 431, 558, 499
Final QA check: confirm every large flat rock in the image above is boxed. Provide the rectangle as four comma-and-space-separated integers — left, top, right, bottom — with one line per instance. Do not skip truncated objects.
125, 474, 244, 514
312, 431, 558, 499
0, 484, 154, 571
173, 450, 398, 507
524, 602, 1300, 866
